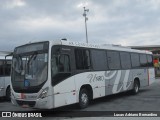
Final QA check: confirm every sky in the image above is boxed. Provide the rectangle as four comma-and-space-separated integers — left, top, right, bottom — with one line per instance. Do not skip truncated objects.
1, 0, 160, 51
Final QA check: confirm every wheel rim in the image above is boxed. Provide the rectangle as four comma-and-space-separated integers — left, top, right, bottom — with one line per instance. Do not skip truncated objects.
81, 93, 88, 105
135, 84, 139, 93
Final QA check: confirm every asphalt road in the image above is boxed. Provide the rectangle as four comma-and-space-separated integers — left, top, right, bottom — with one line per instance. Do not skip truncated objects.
0, 78, 160, 119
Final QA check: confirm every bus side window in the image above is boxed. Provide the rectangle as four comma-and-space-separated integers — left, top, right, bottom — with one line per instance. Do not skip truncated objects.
120, 52, 131, 69
75, 49, 91, 70
0, 60, 11, 76
140, 54, 147, 67
4, 60, 11, 76
147, 55, 153, 67
58, 55, 70, 72
91, 50, 108, 70
107, 51, 121, 70
131, 53, 140, 68
51, 54, 71, 86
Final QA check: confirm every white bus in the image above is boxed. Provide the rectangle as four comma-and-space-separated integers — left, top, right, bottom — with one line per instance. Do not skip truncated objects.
0, 51, 12, 100
11, 40, 155, 109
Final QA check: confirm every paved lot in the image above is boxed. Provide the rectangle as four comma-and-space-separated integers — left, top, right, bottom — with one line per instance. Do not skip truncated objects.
0, 78, 160, 119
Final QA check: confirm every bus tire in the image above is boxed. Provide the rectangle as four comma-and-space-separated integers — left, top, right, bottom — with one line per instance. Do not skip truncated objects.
6, 87, 11, 101
79, 88, 89, 109
131, 80, 140, 95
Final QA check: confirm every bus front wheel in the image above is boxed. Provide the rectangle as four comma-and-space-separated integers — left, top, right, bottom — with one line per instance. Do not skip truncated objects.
6, 87, 11, 101
79, 88, 89, 109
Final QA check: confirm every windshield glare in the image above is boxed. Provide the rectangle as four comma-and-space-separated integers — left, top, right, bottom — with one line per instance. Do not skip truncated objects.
12, 53, 48, 88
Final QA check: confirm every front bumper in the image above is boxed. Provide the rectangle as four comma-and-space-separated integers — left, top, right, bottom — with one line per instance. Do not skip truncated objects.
11, 95, 53, 109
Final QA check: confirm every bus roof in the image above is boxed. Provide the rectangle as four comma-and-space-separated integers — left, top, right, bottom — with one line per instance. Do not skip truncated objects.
49, 40, 152, 54
15, 40, 152, 55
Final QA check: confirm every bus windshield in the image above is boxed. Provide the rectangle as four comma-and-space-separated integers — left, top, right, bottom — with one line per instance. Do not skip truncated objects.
11, 42, 49, 93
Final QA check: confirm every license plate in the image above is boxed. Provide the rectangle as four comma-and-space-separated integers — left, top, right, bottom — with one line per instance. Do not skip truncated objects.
22, 104, 29, 108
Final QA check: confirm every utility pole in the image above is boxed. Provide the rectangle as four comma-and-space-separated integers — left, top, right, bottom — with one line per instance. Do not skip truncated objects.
83, 7, 89, 43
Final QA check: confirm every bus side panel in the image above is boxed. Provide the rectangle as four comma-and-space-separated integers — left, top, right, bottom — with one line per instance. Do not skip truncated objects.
106, 70, 133, 95
74, 72, 106, 100
89, 72, 106, 99
148, 68, 155, 85
53, 76, 76, 108
131, 69, 148, 87
129, 68, 154, 90
141, 68, 148, 87
0, 77, 5, 97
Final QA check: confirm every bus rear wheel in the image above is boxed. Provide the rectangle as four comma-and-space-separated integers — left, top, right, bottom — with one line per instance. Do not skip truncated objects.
131, 80, 140, 95
79, 88, 89, 109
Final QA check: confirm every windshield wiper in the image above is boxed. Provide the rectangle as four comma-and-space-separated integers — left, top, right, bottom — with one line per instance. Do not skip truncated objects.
26, 52, 38, 77
28, 52, 38, 65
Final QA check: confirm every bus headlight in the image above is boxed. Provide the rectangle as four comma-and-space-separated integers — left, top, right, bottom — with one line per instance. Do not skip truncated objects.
38, 87, 49, 99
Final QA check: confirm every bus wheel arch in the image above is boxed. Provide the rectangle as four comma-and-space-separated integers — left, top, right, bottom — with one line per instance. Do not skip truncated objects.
131, 78, 140, 95
6, 86, 11, 101
78, 84, 93, 109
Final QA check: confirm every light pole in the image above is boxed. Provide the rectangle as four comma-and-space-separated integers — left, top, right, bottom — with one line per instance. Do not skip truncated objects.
83, 7, 89, 43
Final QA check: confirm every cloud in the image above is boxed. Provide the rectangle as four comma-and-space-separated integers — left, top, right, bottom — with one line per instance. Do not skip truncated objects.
1, 0, 26, 9
0, 0, 160, 51
16, 16, 83, 31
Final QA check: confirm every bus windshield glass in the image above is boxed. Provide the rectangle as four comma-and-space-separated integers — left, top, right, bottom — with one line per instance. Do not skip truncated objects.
11, 42, 49, 93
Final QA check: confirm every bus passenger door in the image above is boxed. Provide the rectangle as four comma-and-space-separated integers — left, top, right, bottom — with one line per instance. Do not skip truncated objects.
52, 46, 76, 108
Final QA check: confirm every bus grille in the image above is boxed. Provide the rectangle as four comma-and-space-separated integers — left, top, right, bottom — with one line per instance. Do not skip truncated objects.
16, 100, 36, 107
